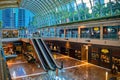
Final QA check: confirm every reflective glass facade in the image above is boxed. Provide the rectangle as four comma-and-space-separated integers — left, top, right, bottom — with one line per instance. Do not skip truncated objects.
2, 8, 15, 28
0, 8, 34, 29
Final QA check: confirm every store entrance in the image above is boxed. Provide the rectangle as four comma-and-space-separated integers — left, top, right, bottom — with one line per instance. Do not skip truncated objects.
81, 45, 88, 62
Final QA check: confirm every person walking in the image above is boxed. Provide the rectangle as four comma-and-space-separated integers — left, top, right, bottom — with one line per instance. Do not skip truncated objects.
111, 64, 118, 74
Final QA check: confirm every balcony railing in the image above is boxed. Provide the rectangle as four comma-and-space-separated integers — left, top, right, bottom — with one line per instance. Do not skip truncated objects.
1, 33, 119, 41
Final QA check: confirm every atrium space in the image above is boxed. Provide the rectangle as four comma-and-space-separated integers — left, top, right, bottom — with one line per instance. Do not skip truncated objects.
0, 0, 120, 80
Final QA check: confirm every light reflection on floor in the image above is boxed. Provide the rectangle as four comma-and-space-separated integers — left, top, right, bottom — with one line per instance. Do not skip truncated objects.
7, 53, 120, 80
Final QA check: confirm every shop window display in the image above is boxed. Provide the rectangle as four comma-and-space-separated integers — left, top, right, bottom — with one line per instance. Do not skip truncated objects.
2, 30, 18, 38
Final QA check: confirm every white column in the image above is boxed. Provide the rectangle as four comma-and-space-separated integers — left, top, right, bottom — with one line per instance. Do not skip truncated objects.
100, 25, 103, 40
64, 28, 66, 38
78, 27, 81, 38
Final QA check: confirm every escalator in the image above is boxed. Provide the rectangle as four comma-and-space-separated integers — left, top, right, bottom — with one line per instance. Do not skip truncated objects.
31, 39, 51, 71
37, 38, 60, 69
40, 39, 60, 69
36, 39, 55, 70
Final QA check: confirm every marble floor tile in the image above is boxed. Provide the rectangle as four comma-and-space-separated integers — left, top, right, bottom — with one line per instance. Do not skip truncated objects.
7, 53, 120, 80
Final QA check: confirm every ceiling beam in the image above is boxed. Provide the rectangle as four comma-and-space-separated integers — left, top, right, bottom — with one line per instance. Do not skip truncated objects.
0, 1, 17, 5
0, 4, 18, 9
0, 0, 21, 9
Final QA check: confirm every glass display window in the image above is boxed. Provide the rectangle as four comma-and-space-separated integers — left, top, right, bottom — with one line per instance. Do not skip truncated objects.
2, 30, 18, 38
91, 47, 99, 60
100, 48, 110, 64
66, 28, 78, 38
103, 26, 118, 39
112, 48, 120, 70
81, 28, 90, 38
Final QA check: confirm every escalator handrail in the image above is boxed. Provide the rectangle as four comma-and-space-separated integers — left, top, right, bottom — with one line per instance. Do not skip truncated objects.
40, 38, 61, 69
36, 39, 55, 70
38, 39, 56, 69
31, 39, 48, 71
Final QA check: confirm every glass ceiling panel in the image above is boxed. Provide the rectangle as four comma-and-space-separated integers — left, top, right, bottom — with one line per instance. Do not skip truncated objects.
20, 0, 120, 28
76, 0, 82, 4
37, 1, 49, 15
104, 0, 109, 3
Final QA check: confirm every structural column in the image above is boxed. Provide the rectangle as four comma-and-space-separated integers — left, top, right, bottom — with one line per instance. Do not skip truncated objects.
0, 31, 1, 46
100, 25, 103, 40
78, 27, 81, 38
64, 28, 66, 38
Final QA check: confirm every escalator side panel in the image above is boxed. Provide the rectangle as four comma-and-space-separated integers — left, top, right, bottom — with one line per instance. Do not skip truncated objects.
31, 39, 49, 71
40, 38, 61, 69
36, 39, 55, 70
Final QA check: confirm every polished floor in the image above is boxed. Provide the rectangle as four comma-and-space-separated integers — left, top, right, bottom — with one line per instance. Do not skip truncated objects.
7, 53, 120, 80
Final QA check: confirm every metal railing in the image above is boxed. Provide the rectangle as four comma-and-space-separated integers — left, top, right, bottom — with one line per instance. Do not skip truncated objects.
1, 33, 119, 41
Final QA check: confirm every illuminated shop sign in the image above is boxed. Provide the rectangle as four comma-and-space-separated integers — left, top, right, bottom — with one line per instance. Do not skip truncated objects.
94, 27, 99, 31
101, 49, 109, 54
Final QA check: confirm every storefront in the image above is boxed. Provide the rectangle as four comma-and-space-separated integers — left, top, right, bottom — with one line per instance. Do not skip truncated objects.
2, 29, 18, 38
88, 45, 120, 72
45, 40, 120, 72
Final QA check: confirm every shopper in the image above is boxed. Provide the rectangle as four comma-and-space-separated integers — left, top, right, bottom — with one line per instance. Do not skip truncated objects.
61, 61, 63, 69
111, 64, 118, 74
